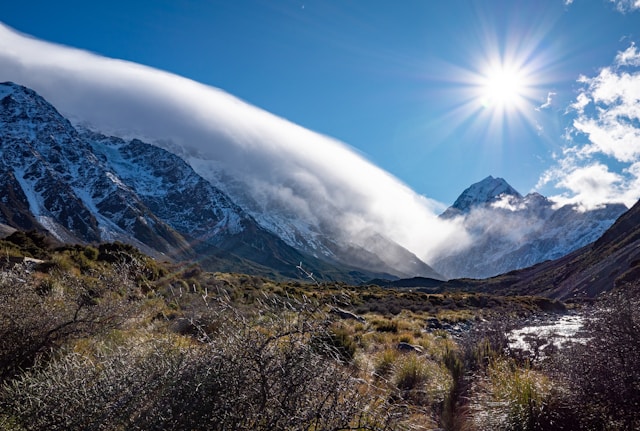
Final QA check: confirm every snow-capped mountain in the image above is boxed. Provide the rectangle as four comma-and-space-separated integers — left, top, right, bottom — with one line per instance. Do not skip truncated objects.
0, 82, 246, 255
441, 175, 522, 219
0, 23, 455, 281
0, 82, 442, 281
432, 176, 627, 279
182, 158, 440, 280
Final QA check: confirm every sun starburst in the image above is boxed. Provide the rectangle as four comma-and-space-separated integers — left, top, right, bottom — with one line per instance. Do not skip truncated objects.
479, 63, 528, 110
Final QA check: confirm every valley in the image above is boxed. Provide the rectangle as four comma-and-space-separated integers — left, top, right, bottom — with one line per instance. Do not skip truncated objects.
1, 0, 640, 427
1, 80, 640, 430
1, 218, 639, 430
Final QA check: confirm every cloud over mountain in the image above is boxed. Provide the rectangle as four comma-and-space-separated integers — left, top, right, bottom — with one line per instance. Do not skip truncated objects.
0, 23, 468, 266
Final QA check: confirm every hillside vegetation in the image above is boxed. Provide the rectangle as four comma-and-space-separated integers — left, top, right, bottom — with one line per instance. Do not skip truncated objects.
0, 231, 638, 430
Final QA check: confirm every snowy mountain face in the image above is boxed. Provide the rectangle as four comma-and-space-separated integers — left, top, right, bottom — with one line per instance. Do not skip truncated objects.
80, 130, 247, 243
0, 82, 440, 281
155, 139, 444, 280
441, 175, 523, 219
432, 176, 627, 279
208, 175, 440, 279
0, 83, 292, 274
0, 82, 251, 255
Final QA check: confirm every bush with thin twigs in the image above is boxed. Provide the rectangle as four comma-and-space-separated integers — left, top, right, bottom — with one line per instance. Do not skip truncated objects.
0, 262, 144, 382
547, 283, 640, 430
0, 291, 397, 431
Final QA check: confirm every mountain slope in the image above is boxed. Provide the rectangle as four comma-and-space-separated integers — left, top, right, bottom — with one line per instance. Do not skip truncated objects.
432, 176, 626, 279
440, 176, 522, 219
0, 82, 193, 254
175, 152, 443, 280
452, 198, 640, 299
376, 198, 640, 299
0, 82, 438, 282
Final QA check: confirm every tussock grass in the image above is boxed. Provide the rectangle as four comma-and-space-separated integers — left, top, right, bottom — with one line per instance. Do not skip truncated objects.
468, 358, 551, 431
8, 231, 636, 430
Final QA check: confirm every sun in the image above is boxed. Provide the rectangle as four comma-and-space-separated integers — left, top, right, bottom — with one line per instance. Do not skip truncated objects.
478, 63, 528, 111
432, 11, 558, 146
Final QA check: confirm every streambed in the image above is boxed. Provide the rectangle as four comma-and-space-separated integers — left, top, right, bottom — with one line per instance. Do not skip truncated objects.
507, 313, 586, 359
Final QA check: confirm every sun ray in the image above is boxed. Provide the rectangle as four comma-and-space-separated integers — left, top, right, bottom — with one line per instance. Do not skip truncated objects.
421, 1, 564, 152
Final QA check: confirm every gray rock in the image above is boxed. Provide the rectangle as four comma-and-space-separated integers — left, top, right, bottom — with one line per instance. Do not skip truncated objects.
396, 342, 423, 353
330, 307, 366, 323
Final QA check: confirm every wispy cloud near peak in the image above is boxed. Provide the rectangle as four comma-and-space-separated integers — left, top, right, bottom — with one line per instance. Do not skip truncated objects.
615, 43, 640, 66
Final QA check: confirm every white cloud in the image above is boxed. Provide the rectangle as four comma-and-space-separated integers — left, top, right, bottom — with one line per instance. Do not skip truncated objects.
615, 43, 640, 66
536, 91, 556, 111
550, 163, 624, 211
540, 43, 640, 209
0, 22, 464, 268
569, 91, 590, 114
609, 0, 640, 13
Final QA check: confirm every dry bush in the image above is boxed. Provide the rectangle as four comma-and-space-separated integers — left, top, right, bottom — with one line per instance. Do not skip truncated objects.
466, 358, 553, 431
1, 292, 397, 431
547, 283, 640, 430
374, 348, 400, 378
0, 262, 143, 382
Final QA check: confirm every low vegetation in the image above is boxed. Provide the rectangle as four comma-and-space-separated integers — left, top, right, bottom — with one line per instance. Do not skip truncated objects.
0, 231, 638, 430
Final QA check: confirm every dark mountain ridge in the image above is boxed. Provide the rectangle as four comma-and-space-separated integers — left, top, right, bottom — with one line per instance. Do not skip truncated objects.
0, 81, 424, 282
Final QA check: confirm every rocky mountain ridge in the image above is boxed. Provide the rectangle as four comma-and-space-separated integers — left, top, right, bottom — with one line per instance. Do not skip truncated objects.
432, 176, 627, 279
0, 82, 442, 282
451, 197, 640, 299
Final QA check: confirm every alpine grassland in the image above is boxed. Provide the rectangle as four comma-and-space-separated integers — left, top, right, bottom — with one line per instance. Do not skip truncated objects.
1, 231, 638, 430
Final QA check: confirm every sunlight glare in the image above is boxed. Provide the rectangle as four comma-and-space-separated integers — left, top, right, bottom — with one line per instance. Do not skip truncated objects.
427, 6, 558, 157
480, 64, 527, 109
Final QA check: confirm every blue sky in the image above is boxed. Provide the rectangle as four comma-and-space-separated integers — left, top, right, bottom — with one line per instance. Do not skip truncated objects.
2, 0, 640, 205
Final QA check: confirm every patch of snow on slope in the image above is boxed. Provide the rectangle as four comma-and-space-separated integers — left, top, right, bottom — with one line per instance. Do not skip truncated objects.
11, 165, 42, 218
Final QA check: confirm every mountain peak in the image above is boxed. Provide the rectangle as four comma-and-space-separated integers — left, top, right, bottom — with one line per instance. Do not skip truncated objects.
1, 83, 441, 283
441, 176, 521, 218
1, 81, 34, 99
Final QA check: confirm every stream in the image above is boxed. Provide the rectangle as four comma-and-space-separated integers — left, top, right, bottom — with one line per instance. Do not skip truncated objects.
507, 313, 587, 359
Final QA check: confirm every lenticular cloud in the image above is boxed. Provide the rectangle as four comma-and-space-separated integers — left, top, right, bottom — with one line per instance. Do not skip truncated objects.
0, 23, 467, 267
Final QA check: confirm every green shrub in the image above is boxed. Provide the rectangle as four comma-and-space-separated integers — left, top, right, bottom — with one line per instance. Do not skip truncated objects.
3, 230, 53, 259
83, 246, 99, 261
